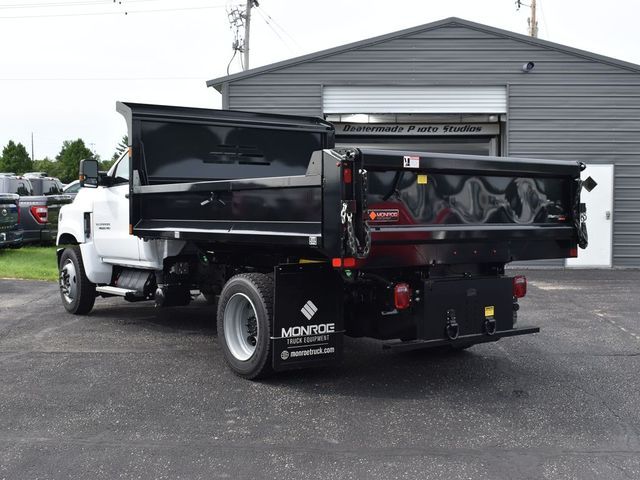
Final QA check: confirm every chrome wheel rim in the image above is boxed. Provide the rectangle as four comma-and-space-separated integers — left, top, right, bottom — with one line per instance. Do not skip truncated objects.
223, 293, 259, 361
59, 258, 77, 304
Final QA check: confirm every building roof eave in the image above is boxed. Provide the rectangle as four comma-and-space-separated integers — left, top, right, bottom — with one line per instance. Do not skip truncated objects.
206, 16, 640, 91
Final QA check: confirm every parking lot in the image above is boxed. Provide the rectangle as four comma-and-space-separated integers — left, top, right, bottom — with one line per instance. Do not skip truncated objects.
0, 269, 639, 480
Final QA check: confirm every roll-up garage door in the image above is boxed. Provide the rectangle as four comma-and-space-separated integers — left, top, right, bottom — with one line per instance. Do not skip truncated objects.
323, 86, 507, 114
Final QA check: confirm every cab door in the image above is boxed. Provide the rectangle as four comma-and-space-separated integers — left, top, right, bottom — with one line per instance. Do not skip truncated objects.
92, 154, 140, 262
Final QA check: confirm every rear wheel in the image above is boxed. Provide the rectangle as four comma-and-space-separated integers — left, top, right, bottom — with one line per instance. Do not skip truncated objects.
59, 247, 96, 315
217, 273, 273, 379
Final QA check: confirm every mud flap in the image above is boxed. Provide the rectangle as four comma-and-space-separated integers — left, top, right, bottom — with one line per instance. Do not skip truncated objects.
272, 263, 344, 371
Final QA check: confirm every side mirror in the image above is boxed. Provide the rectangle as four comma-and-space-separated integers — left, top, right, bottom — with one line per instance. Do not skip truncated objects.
79, 159, 99, 188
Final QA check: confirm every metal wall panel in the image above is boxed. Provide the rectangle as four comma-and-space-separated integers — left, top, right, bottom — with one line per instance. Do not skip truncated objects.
509, 84, 640, 267
227, 84, 322, 116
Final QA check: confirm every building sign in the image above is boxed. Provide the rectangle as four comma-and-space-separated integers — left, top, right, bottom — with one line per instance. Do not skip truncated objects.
334, 123, 499, 136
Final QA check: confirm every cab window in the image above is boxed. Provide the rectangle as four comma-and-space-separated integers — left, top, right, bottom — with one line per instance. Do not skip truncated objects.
16, 179, 33, 196
64, 182, 81, 194
111, 155, 130, 185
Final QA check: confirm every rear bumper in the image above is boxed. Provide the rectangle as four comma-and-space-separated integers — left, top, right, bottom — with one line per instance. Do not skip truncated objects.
382, 326, 540, 351
0, 229, 23, 248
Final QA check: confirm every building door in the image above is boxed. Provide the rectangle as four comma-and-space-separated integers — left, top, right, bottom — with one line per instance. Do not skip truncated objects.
566, 164, 614, 268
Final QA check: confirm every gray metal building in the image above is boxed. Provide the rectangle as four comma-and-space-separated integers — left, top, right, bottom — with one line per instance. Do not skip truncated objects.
207, 17, 640, 268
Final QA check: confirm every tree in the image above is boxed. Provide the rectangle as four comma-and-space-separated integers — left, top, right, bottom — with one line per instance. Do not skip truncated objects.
55, 139, 94, 183
32, 157, 62, 178
112, 135, 129, 161
0, 140, 33, 174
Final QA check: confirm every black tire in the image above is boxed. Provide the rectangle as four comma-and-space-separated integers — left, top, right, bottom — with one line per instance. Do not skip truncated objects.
216, 273, 274, 380
58, 246, 96, 315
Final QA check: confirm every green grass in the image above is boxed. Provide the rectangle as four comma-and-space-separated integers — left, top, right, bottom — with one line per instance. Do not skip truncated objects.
0, 245, 59, 281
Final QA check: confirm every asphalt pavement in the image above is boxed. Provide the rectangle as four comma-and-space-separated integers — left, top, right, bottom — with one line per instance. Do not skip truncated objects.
0, 270, 639, 480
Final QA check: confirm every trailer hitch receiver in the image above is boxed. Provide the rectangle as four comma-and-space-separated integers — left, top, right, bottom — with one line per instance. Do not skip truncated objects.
484, 317, 497, 336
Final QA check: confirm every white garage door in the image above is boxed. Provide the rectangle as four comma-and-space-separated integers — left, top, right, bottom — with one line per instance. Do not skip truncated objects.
323, 86, 507, 114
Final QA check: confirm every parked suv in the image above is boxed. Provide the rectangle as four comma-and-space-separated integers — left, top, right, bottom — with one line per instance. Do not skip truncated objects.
0, 175, 71, 244
0, 193, 22, 248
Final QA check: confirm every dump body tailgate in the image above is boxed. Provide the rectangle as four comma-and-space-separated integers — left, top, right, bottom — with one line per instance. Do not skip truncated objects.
337, 148, 584, 267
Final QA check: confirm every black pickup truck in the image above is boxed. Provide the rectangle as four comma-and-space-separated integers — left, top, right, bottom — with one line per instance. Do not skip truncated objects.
60, 102, 589, 379
0, 193, 22, 248
0, 175, 71, 244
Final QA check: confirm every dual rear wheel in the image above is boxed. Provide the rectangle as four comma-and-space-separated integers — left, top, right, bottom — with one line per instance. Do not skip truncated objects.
216, 273, 274, 379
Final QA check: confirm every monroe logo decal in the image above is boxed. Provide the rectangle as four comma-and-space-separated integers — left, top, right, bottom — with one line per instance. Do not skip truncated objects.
368, 209, 399, 223
300, 300, 318, 320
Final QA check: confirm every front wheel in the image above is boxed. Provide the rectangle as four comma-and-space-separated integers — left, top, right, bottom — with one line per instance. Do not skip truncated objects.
59, 247, 96, 315
217, 273, 274, 379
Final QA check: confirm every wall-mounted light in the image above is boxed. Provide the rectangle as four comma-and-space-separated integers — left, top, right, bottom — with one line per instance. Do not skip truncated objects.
522, 61, 535, 73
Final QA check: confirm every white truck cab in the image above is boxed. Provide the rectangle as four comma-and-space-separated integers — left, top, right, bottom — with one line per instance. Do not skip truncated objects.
57, 152, 185, 315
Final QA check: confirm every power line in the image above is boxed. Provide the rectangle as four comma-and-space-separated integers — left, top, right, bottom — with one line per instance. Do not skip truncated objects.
0, 3, 230, 19
255, 4, 300, 51
254, 6, 293, 52
0, 0, 169, 9
0, 0, 110, 8
537, 0, 550, 38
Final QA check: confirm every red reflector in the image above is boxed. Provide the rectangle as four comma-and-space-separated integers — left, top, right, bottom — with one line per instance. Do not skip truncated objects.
343, 168, 352, 184
30, 205, 48, 224
569, 246, 578, 257
343, 257, 356, 268
394, 283, 412, 310
513, 275, 527, 298
332, 257, 356, 268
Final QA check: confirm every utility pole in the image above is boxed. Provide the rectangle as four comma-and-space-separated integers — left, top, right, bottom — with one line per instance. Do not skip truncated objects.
30, 132, 34, 161
528, 0, 538, 38
227, 0, 258, 73
516, 0, 539, 38
243, 0, 254, 71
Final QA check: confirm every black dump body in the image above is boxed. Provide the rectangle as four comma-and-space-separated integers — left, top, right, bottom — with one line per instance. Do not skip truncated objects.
120, 102, 584, 268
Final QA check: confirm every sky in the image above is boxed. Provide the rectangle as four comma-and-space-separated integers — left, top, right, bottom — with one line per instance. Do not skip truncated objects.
1, 0, 639, 162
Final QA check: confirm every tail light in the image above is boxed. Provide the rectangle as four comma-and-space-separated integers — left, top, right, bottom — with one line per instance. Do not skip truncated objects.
331, 257, 356, 268
394, 283, 412, 310
513, 275, 527, 298
30, 205, 48, 224
343, 168, 352, 184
